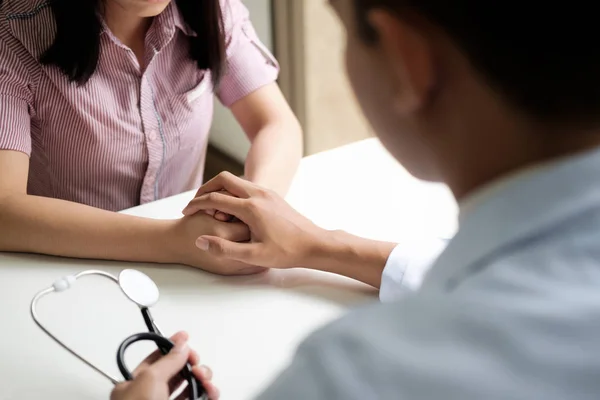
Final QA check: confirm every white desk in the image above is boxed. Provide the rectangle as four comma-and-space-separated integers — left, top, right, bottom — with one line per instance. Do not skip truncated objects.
0, 138, 457, 400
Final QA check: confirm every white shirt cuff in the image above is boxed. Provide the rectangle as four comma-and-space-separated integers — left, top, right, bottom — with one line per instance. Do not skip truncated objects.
379, 238, 449, 303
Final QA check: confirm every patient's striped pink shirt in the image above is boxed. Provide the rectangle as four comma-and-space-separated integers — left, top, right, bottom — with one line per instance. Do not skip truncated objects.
0, 0, 279, 211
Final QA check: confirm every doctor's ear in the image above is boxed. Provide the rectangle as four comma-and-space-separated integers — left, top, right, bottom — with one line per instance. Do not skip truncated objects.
364, 10, 436, 114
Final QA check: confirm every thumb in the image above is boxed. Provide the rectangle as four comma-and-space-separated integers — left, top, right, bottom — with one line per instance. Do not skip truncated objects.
148, 340, 191, 381
110, 382, 130, 400
195, 236, 257, 263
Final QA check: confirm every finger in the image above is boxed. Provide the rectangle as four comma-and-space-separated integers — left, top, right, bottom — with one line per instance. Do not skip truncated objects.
133, 331, 189, 377
167, 349, 199, 392
173, 364, 216, 400
173, 366, 218, 400
192, 365, 220, 400
146, 339, 191, 381
188, 349, 200, 366
183, 193, 249, 219
195, 172, 256, 199
142, 346, 198, 381
195, 235, 260, 264
191, 191, 235, 218
110, 382, 129, 400
195, 380, 220, 400
195, 365, 213, 381
216, 221, 250, 242
214, 211, 233, 222
199, 192, 234, 221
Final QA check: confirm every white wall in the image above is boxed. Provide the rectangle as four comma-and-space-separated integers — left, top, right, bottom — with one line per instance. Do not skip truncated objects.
209, 0, 274, 163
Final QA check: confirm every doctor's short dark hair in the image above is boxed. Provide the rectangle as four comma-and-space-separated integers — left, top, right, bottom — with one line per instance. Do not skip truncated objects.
355, 0, 600, 127
41, 0, 225, 87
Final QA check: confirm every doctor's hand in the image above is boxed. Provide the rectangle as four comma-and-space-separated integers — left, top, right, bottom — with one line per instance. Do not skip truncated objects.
197, 189, 236, 222
110, 331, 220, 400
169, 213, 265, 276
181, 172, 326, 269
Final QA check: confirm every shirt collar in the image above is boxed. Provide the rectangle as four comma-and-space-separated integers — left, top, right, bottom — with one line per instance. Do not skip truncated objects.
457, 161, 552, 225
168, 2, 196, 37
423, 145, 600, 290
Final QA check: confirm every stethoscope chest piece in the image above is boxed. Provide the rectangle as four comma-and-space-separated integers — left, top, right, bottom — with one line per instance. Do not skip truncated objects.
118, 269, 159, 308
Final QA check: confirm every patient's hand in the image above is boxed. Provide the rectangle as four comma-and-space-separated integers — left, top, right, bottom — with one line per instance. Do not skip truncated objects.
193, 189, 236, 222
166, 212, 265, 276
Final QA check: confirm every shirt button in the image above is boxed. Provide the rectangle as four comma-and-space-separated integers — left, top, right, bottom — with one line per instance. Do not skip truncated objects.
148, 130, 157, 141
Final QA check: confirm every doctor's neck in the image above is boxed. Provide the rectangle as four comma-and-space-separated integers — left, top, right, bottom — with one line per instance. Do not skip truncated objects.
430, 76, 600, 204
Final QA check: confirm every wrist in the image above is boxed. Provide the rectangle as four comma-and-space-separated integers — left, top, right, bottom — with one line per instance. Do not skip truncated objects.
109, 217, 183, 265
244, 167, 297, 197
153, 219, 187, 264
303, 229, 358, 273
304, 229, 396, 288
295, 225, 333, 268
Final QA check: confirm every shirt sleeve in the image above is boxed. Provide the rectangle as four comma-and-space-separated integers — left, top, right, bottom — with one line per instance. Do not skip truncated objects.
0, 29, 33, 156
216, 0, 280, 107
379, 238, 449, 302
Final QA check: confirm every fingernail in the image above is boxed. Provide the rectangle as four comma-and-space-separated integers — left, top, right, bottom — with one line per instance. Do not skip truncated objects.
177, 331, 189, 341
172, 340, 189, 353
196, 237, 209, 251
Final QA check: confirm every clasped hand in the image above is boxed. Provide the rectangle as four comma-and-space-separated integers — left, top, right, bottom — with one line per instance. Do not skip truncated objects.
181, 172, 325, 270
167, 191, 268, 275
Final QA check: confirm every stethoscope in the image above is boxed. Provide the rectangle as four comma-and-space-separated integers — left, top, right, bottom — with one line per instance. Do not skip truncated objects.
31, 269, 207, 400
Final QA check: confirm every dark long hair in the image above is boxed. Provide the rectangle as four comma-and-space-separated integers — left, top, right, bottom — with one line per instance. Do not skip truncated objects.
40, 0, 226, 87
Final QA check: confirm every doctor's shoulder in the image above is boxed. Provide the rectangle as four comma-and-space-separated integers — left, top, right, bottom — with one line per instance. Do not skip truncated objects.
262, 263, 600, 400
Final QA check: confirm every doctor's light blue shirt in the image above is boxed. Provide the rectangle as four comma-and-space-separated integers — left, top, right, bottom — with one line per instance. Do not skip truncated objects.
257, 145, 600, 400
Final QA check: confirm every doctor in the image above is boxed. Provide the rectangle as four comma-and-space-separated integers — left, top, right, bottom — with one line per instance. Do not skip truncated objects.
118, 0, 600, 399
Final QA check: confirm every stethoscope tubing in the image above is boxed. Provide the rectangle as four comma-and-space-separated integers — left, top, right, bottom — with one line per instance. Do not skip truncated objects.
30, 270, 122, 384
117, 332, 200, 399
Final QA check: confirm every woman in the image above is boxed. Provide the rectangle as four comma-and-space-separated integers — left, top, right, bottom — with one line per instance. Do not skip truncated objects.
0, 0, 302, 274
